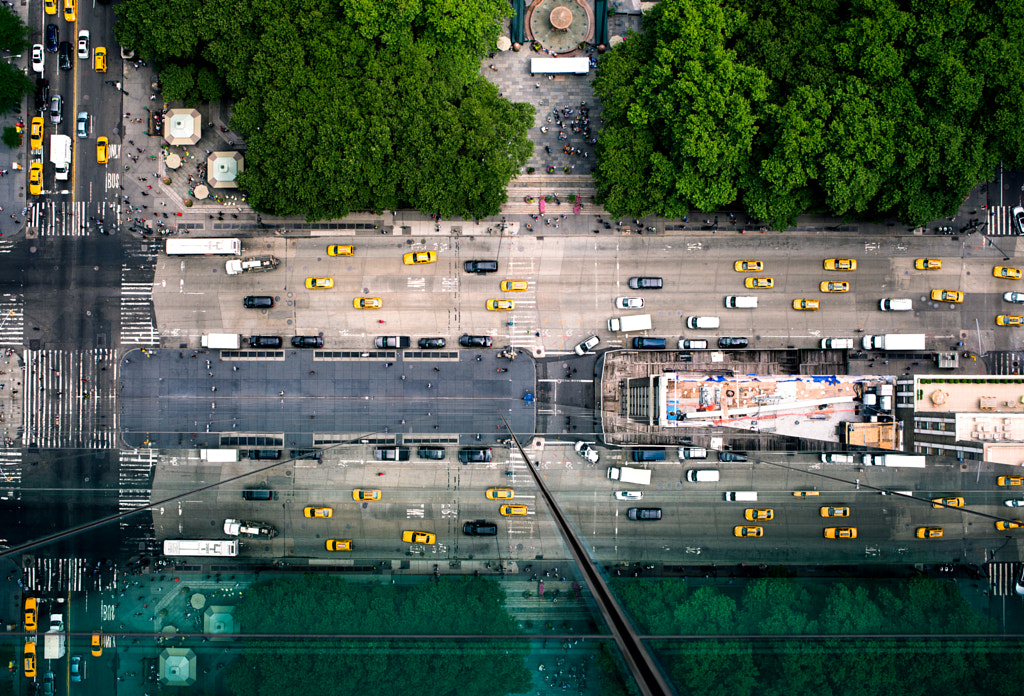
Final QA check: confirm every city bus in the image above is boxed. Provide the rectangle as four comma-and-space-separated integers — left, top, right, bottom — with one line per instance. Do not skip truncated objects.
164, 238, 241, 256
162, 539, 239, 557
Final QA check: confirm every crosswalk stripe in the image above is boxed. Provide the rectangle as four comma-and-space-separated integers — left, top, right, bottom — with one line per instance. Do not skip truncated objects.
22, 348, 117, 449
987, 561, 1021, 596
0, 294, 24, 346
987, 206, 1021, 237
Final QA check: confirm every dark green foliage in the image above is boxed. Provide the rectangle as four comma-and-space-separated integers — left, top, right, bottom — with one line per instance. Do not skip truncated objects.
594, 0, 1024, 227
0, 59, 33, 115
0, 7, 29, 55
1, 125, 20, 148
114, 0, 532, 220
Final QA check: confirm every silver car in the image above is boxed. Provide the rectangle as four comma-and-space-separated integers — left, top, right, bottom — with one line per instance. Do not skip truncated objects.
614, 491, 643, 501
573, 335, 600, 355
1005, 499, 1024, 508
615, 297, 644, 309
1004, 291, 1024, 304
76, 111, 89, 138
49, 95, 62, 125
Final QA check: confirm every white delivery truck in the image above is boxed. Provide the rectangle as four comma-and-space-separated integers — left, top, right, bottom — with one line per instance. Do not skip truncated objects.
225, 256, 280, 275
686, 469, 720, 482
201, 449, 240, 462
201, 333, 241, 349
607, 466, 652, 485
862, 334, 926, 351
50, 134, 71, 181
223, 519, 278, 538
43, 613, 65, 659
608, 314, 652, 332
724, 491, 757, 502
861, 454, 926, 468
820, 453, 855, 463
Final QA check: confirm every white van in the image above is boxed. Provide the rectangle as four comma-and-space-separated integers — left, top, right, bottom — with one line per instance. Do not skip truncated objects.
678, 339, 709, 350
679, 447, 708, 460
820, 338, 854, 349
880, 298, 913, 311
724, 296, 758, 309
724, 491, 757, 502
686, 469, 720, 482
686, 316, 720, 329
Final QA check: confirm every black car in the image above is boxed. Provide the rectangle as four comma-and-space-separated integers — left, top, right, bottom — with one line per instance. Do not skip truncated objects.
247, 449, 281, 461
418, 337, 446, 349
45, 24, 58, 52
718, 337, 749, 349
462, 520, 498, 536
291, 336, 324, 348
464, 259, 498, 274
35, 78, 49, 112
627, 507, 662, 521
458, 447, 492, 464
243, 295, 274, 309
628, 276, 663, 290
374, 447, 410, 461
459, 334, 492, 348
290, 448, 323, 461
417, 446, 446, 460
242, 488, 274, 501
375, 336, 410, 349
718, 451, 748, 462
249, 335, 282, 348
57, 41, 72, 71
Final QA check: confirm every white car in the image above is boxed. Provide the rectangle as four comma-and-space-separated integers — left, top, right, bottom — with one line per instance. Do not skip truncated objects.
1005, 499, 1024, 507
77, 30, 89, 59
1013, 206, 1024, 236
31, 44, 44, 73
1004, 291, 1024, 304
573, 335, 600, 356
614, 491, 643, 501
615, 297, 644, 309
574, 440, 599, 464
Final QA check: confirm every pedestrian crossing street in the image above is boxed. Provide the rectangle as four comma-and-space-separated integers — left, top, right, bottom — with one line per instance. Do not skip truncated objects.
118, 448, 157, 546
28, 201, 107, 236
120, 261, 159, 347
987, 561, 1022, 596
0, 292, 24, 346
0, 449, 23, 499
990, 351, 1024, 376
23, 348, 118, 449
987, 205, 1022, 236
23, 556, 118, 593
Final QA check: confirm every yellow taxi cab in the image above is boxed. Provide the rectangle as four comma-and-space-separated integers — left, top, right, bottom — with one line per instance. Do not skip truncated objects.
63, 0, 75, 22
96, 136, 108, 164
931, 496, 964, 509
793, 299, 819, 310
819, 281, 849, 293
327, 245, 354, 256
744, 509, 773, 521
824, 527, 857, 539
914, 258, 942, 270
486, 299, 515, 311
402, 530, 436, 544
824, 258, 857, 271
995, 520, 1023, 531
23, 642, 36, 678
303, 506, 332, 519
94, 47, 106, 72
486, 488, 514, 500
24, 597, 37, 631
29, 162, 43, 196
30, 117, 43, 150
792, 491, 820, 497
326, 539, 352, 551
734, 526, 763, 537
44, 0, 56, 14
819, 506, 850, 517
352, 489, 381, 501
403, 251, 436, 265
993, 266, 1022, 280
998, 476, 1024, 487
733, 260, 763, 272
500, 280, 529, 291
744, 277, 773, 289
915, 527, 943, 538
305, 277, 334, 289
91, 632, 102, 657
353, 297, 382, 309
500, 504, 528, 516
931, 289, 963, 303
997, 315, 1023, 326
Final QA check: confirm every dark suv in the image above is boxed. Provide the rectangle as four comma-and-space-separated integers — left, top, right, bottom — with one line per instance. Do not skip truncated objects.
628, 276, 663, 290
718, 451, 748, 462
464, 260, 498, 274
291, 336, 324, 348
375, 336, 410, 349
458, 447, 492, 464
627, 507, 662, 521
374, 447, 410, 461
45, 24, 58, 52
718, 337, 749, 349
417, 446, 446, 460
463, 520, 498, 536
57, 41, 71, 71
249, 335, 282, 348
243, 295, 274, 309
35, 78, 49, 112
459, 334, 492, 348
418, 337, 446, 349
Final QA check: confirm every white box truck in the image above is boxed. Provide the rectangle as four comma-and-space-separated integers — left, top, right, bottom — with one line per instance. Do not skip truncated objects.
724, 491, 757, 502
861, 454, 926, 468
200, 449, 240, 462
50, 134, 71, 181
43, 613, 65, 659
862, 334, 926, 351
201, 333, 241, 349
607, 466, 652, 485
608, 314, 652, 333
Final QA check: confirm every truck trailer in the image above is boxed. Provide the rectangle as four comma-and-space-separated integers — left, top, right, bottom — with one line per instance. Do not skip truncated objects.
607, 314, 652, 333
223, 519, 278, 538
201, 333, 241, 350
861, 454, 926, 468
606, 466, 652, 485
861, 334, 926, 351
225, 255, 280, 275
